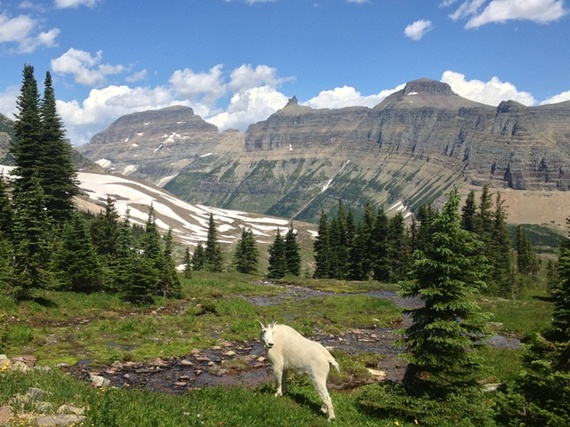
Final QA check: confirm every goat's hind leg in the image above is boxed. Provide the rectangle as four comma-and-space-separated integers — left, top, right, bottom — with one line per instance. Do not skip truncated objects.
312, 375, 335, 421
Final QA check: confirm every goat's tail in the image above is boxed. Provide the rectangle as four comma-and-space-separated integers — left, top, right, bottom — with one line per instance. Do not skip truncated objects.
330, 357, 340, 373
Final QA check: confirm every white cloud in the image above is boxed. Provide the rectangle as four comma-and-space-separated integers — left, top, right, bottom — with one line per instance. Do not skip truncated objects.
208, 85, 288, 131
54, 0, 99, 8
441, 70, 536, 105
228, 64, 287, 92
0, 85, 19, 119
540, 91, 570, 105
0, 12, 59, 53
447, 0, 567, 28
169, 65, 226, 104
404, 20, 434, 40
51, 48, 127, 86
347, 0, 369, 4
125, 69, 148, 83
305, 85, 403, 109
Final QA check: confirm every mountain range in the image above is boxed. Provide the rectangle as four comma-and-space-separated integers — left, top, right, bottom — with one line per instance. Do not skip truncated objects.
2, 78, 570, 231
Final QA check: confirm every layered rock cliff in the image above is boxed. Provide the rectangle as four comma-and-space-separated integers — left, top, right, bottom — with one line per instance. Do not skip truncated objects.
76, 79, 570, 223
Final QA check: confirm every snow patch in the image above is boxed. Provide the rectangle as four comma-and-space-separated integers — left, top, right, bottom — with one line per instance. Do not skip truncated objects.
123, 165, 137, 175
95, 159, 112, 169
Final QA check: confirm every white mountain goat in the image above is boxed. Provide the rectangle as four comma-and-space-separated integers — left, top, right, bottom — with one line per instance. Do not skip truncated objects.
258, 320, 340, 421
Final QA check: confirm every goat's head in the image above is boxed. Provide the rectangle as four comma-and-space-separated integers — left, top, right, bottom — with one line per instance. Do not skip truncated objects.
258, 320, 276, 349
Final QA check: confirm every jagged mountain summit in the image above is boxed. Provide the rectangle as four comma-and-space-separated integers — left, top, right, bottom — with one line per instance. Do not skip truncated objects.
76, 78, 570, 226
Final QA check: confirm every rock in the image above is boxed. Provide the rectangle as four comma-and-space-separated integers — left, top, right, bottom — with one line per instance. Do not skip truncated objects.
36, 414, 87, 426
0, 405, 11, 425
91, 375, 111, 388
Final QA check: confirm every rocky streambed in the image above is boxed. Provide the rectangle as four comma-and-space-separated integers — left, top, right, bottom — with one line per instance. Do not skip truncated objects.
64, 282, 520, 393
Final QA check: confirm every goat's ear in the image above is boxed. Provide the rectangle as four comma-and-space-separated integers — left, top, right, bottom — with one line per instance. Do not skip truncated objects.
270, 320, 276, 328
257, 320, 265, 329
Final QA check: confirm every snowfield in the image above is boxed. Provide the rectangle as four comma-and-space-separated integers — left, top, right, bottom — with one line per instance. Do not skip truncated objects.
1, 166, 306, 248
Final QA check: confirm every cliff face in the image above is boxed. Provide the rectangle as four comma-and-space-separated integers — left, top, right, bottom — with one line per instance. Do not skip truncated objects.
77, 79, 570, 222
78, 106, 237, 183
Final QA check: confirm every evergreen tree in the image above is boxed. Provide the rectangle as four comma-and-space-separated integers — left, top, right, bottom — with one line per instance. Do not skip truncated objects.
398, 188, 491, 397
313, 210, 332, 278
38, 71, 78, 226
51, 212, 102, 293
11, 65, 43, 195
349, 201, 375, 280
0, 174, 13, 240
386, 212, 411, 282
461, 190, 477, 232
112, 212, 156, 304
267, 228, 287, 279
490, 193, 515, 298
332, 200, 349, 278
371, 208, 390, 281
183, 247, 192, 279
90, 196, 120, 263
515, 225, 539, 276
161, 227, 182, 298
205, 212, 223, 272
284, 223, 301, 276
192, 242, 206, 271
10, 175, 54, 300
0, 235, 14, 297
233, 228, 259, 275
495, 217, 570, 426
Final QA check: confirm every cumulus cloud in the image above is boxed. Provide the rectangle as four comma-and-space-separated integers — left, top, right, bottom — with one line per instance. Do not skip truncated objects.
404, 20, 434, 40
169, 65, 226, 104
305, 85, 404, 109
51, 48, 127, 86
441, 70, 536, 105
54, 0, 99, 8
228, 64, 288, 92
447, 0, 567, 28
540, 91, 570, 105
0, 12, 59, 53
208, 86, 288, 130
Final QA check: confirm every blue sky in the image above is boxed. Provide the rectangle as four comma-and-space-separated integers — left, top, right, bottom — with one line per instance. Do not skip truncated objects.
0, 0, 569, 146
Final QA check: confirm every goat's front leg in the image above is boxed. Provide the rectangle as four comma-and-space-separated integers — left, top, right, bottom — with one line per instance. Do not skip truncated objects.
272, 361, 284, 397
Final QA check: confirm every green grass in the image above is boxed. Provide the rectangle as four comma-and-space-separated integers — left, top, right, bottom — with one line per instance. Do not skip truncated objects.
0, 369, 415, 427
477, 296, 553, 337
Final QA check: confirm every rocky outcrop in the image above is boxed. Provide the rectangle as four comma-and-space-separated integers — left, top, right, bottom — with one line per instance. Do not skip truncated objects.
77, 106, 236, 184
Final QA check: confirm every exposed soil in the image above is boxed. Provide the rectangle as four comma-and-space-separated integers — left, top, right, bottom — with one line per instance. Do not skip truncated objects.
63, 282, 520, 394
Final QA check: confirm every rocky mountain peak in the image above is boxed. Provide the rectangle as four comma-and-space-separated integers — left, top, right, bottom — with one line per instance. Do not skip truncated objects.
403, 78, 453, 96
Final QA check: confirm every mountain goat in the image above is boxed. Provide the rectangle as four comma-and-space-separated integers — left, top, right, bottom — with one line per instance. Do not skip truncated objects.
258, 320, 340, 420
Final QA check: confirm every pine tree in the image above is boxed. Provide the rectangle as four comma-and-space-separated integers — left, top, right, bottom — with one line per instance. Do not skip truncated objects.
183, 247, 192, 279
461, 190, 477, 232
38, 71, 78, 226
11, 65, 43, 195
371, 208, 390, 281
398, 188, 491, 397
51, 212, 102, 293
0, 174, 13, 240
10, 175, 54, 300
192, 242, 206, 271
162, 227, 182, 298
490, 192, 515, 298
112, 213, 156, 304
386, 212, 411, 282
495, 217, 570, 426
313, 210, 331, 278
0, 235, 14, 297
90, 196, 120, 263
284, 223, 301, 276
233, 228, 259, 274
268, 229, 287, 279
205, 212, 223, 272
515, 225, 539, 276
